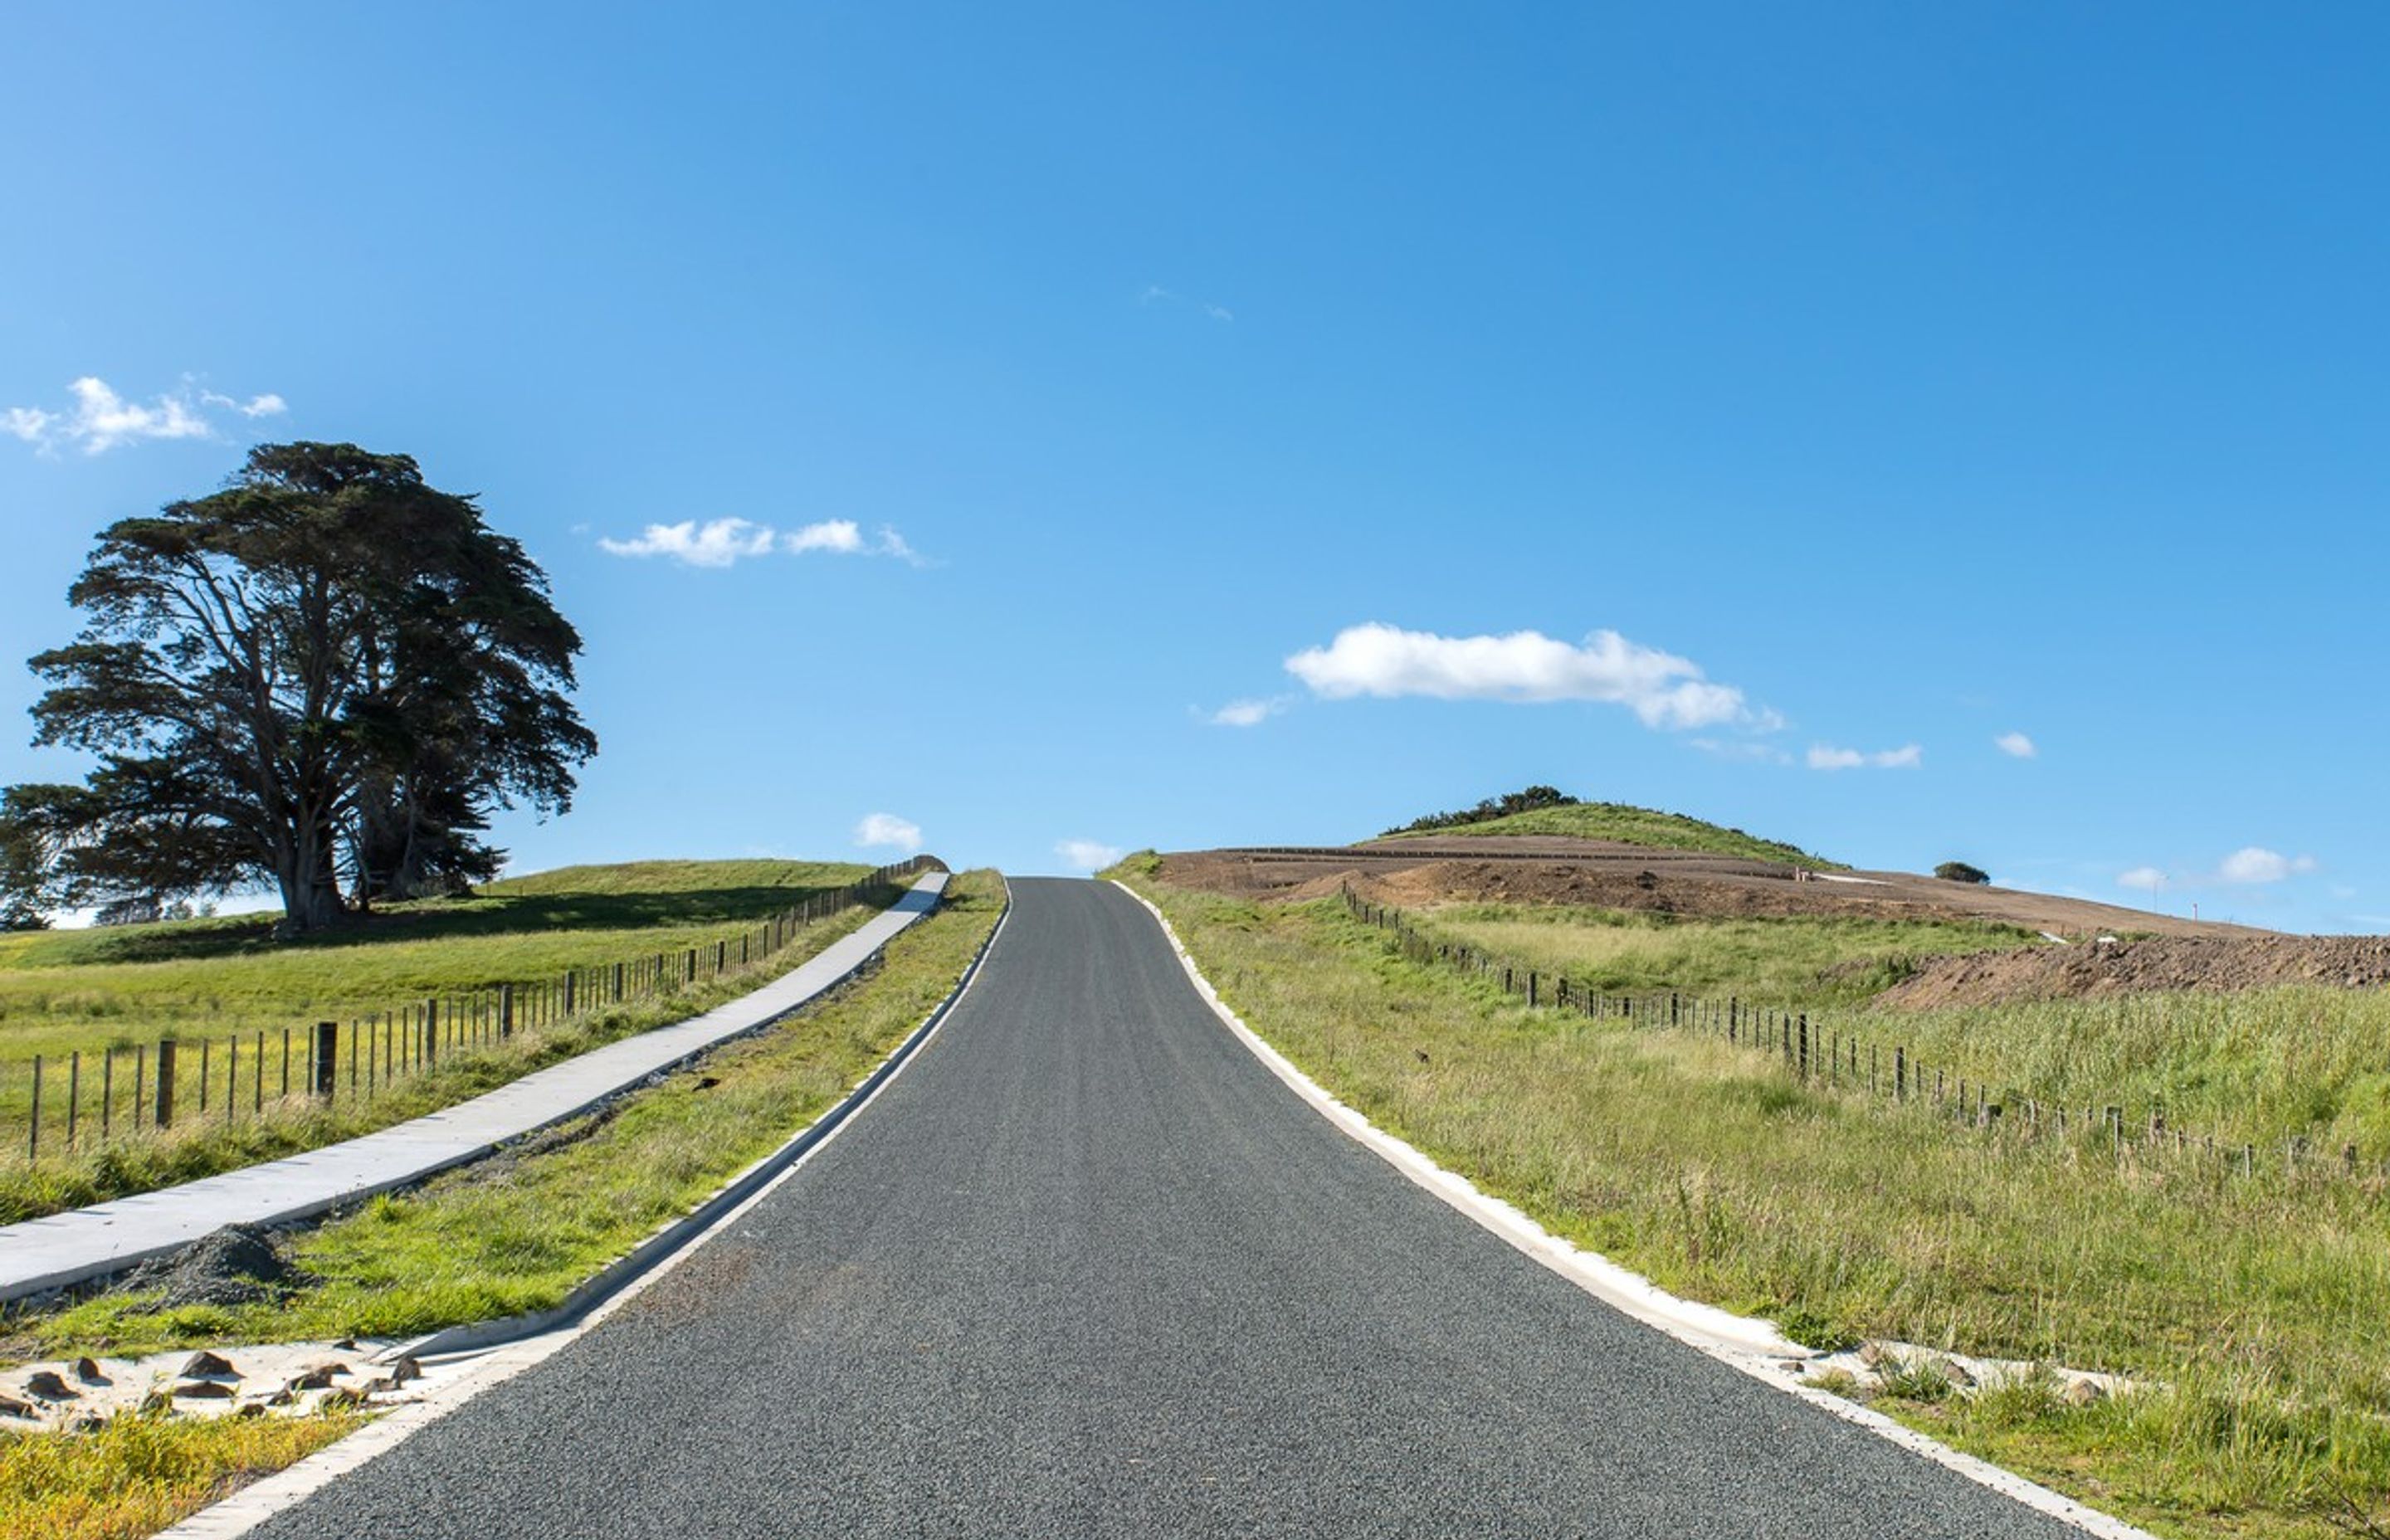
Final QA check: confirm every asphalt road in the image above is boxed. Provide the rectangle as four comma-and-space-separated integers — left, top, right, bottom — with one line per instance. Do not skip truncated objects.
248, 878, 2090, 1538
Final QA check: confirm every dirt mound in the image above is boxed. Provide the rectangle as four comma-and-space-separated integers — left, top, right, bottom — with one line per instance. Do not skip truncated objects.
1153, 841, 2266, 941
124, 1223, 299, 1308
1880, 935, 2390, 1007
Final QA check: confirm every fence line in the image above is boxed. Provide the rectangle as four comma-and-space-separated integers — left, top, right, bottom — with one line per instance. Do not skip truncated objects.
10, 857, 941, 1162
1339, 885, 2384, 1188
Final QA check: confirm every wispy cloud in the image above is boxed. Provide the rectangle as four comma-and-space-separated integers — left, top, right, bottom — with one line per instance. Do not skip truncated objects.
598, 518, 776, 567
598, 518, 926, 568
1204, 697, 1288, 729
1807, 743, 1923, 771
2114, 847, 2319, 894
1690, 738, 1793, 765
2216, 847, 2316, 885
5, 376, 287, 456
1283, 622, 1759, 731
1056, 838, 1123, 872
1140, 285, 1235, 322
853, 812, 924, 853
1995, 731, 2037, 759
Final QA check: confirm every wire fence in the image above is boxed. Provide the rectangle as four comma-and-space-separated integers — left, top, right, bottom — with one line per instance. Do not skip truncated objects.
10, 857, 942, 1162
1342, 885, 2388, 1187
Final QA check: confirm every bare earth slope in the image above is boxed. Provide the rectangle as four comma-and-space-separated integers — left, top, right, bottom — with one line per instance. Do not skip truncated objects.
1158, 836, 2267, 943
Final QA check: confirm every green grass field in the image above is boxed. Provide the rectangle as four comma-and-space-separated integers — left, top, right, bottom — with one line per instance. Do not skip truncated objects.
0, 859, 908, 1221
0, 1406, 361, 1540
0, 858, 876, 1066
1412, 903, 2036, 1010
1127, 875, 2390, 1540
1373, 800, 1844, 868
1413, 901, 2390, 1160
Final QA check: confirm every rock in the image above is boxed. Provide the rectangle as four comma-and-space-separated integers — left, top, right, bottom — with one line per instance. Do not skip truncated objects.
173, 1379, 236, 1400
286, 1362, 348, 1392
71, 1357, 105, 1383
139, 1389, 175, 1415
331, 1338, 358, 1352
179, 1350, 237, 1379
1856, 1343, 1887, 1367
233, 1403, 266, 1420
387, 1356, 422, 1386
2063, 1377, 2108, 1406
24, 1371, 76, 1401
1940, 1358, 1977, 1389
353, 1376, 398, 1396
0, 1394, 34, 1420
68, 1415, 109, 1433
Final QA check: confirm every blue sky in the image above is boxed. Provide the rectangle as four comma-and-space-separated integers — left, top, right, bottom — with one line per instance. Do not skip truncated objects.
2, 3, 2383, 931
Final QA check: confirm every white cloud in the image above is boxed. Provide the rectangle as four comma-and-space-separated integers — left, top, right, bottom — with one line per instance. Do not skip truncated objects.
1995, 732, 2037, 759
200, 389, 288, 419
1205, 304, 1235, 322
599, 517, 925, 568
783, 519, 864, 554
1807, 743, 1923, 771
2117, 866, 2169, 893
853, 812, 924, 853
1056, 838, 1123, 872
1206, 697, 1286, 729
4, 376, 282, 456
1283, 622, 1754, 731
1139, 284, 1176, 305
599, 518, 777, 567
2217, 847, 2316, 886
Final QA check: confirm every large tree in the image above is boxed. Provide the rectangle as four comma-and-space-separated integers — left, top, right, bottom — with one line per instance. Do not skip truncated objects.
2, 442, 596, 934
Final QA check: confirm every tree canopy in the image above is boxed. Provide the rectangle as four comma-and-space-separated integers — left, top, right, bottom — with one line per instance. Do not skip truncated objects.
1, 442, 596, 934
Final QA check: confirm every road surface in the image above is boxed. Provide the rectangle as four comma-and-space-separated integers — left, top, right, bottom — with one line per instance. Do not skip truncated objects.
246, 878, 2091, 1538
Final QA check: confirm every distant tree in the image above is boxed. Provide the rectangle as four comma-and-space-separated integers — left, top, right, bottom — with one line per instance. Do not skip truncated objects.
0, 443, 596, 934
1385, 785, 1581, 836
1934, 860, 1991, 885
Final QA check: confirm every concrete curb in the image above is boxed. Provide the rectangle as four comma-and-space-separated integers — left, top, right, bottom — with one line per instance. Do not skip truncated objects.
383, 878, 1013, 1362
1111, 880, 2157, 1540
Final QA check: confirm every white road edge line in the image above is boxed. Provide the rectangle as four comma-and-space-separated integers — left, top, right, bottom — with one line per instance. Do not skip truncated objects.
1110, 880, 2156, 1540
155, 877, 1016, 1540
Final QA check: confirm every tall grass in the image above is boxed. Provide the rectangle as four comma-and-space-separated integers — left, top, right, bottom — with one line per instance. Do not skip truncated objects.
1421, 903, 2390, 1158
0, 1407, 361, 1540
1133, 879, 2390, 1540
1418, 904, 2036, 1009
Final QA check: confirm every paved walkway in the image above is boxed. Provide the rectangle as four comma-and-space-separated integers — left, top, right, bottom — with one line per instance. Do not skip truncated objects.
0, 872, 949, 1304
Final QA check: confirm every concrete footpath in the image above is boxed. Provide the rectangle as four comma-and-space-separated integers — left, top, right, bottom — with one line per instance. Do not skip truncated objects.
0, 871, 949, 1304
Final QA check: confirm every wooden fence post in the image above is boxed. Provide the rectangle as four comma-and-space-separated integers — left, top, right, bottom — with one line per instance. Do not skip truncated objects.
155, 1040, 177, 1128
314, 1023, 338, 1098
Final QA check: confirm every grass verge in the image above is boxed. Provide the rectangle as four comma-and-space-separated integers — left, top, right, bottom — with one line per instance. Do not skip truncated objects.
3, 870, 1002, 1360
1123, 875, 2390, 1540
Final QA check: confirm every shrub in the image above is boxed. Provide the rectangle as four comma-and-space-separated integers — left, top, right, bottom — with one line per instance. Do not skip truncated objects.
1934, 860, 1990, 885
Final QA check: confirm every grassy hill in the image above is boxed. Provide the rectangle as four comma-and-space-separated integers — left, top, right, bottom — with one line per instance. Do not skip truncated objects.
1376, 800, 1843, 870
